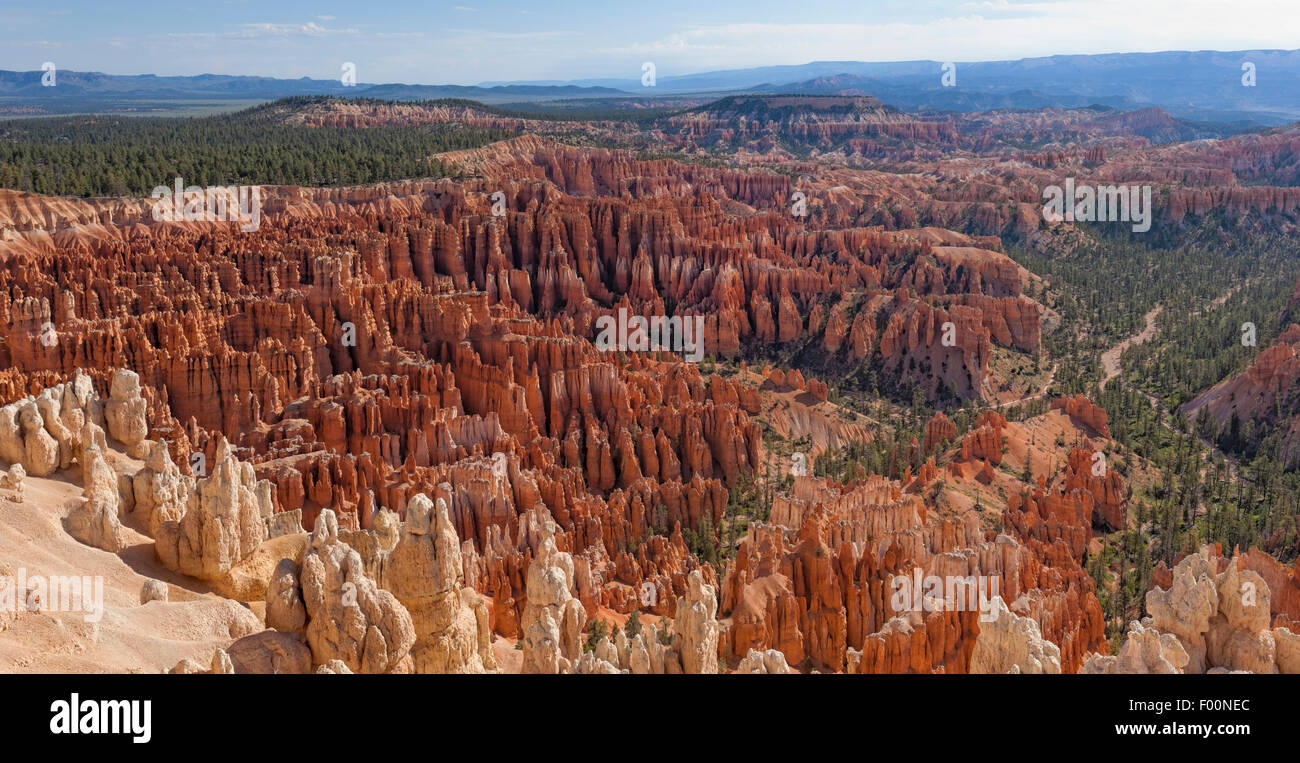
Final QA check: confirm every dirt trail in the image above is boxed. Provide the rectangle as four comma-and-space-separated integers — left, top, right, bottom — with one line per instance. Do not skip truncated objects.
1094, 297, 1245, 487
1100, 306, 1162, 391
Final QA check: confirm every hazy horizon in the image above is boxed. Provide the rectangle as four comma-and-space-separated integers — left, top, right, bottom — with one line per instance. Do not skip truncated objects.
3, 0, 1300, 86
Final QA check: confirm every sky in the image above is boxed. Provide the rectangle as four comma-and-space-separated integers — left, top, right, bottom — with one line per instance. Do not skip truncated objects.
2, 0, 1299, 85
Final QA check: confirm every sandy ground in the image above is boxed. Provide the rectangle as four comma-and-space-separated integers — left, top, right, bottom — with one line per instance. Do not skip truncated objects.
0, 445, 262, 673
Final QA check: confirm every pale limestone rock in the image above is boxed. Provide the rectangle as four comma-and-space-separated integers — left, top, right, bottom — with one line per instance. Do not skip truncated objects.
737, 648, 792, 674
17, 403, 58, 477
592, 632, 619, 668
155, 437, 269, 581
675, 570, 720, 674
338, 508, 401, 581
70, 370, 104, 429
299, 509, 415, 673
520, 522, 586, 674
132, 441, 190, 538
373, 507, 401, 548
211, 649, 235, 675
74, 420, 107, 469
35, 388, 78, 471
104, 369, 149, 458
574, 650, 622, 674
614, 628, 630, 668
1083, 620, 1189, 674
169, 658, 205, 675
1207, 565, 1276, 673
0, 404, 24, 466
645, 621, 676, 674
1146, 548, 1219, 673
969, 596, 1062, 674
628, 635, 651, 674
380, 494, 496, 673
1206, 623, 1277, 674
523, 608, 565, 675
65, 444, 124, 552
226, 630, 313, 674
266, 509, 305, 538
139, 579, 168, 604
520, 522, 587, 675
265, 558, 307, 635
1216, 564, 1271, 633
315, 660, 353, 674
117, 472, 134, 515
1274, 627, 1300, 674
1124, 547, 1290, 673
0, 463, 24, 503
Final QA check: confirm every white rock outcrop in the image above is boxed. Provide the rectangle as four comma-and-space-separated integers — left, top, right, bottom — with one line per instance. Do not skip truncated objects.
104, 369, 149, 458
132, 441, 190, 538
1082, 620, 1189, 674
297, 509, 415, 673
969, 595, 1062, 674
0, 463, 25, 502
675, 569, 720, 674
1095, 546, 1297, 674
140, 579, 169, 604
736, 648, 792, 674
380, 494, 496, 673
155, 437, 271, 581
65, 443, 124, 552
520, 523, 586, 674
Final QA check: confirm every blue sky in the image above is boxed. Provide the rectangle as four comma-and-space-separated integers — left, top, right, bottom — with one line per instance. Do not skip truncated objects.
2, 0, 1298, 85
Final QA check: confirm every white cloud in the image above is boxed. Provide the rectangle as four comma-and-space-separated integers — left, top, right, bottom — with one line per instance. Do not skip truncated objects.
602, 1, 1300, 71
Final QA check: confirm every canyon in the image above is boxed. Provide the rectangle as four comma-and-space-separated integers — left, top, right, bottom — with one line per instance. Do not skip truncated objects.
1, 94, 1299, 675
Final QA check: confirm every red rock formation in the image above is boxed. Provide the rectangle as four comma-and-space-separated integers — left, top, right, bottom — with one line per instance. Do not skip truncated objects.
718, 471, 1105, 673
960, 411, 1006, 465
1051, 394, 1111, 437
1064, 442, 1127, 530
1184, 323, 1300, 466
923, 412, 957, 453
0, 134, 1135, 675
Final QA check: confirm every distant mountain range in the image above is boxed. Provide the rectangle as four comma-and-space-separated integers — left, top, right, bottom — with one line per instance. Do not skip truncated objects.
490, 50, 1300, 125
3, 49, 1299, 124
0, 70, 627, 107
